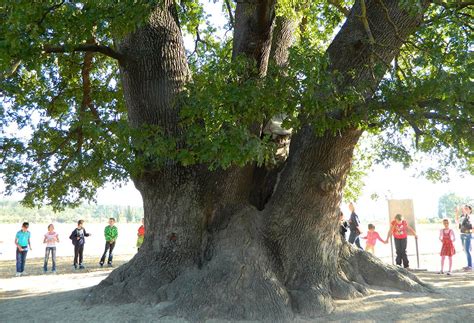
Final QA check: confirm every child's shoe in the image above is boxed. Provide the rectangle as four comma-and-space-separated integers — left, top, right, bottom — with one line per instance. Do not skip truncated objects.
15, 272, 21, 277
79, 264, 85, 269
446, 272, 452, 275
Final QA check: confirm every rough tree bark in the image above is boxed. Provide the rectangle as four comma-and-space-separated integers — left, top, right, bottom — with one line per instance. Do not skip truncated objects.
233, 0, 276, 75
249, 15, 298, 210
87, 1, 432, 321
264, 0, 430, 316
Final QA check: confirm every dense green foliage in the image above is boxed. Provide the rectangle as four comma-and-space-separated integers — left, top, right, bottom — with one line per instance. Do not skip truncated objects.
1, 0, 473, 209
0, 200, 143, 223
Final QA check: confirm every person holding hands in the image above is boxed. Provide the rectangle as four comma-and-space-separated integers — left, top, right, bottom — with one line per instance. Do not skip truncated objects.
386, 214, 417, 269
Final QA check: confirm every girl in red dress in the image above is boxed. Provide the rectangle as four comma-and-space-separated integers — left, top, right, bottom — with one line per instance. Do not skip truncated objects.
439, 219, 456, 275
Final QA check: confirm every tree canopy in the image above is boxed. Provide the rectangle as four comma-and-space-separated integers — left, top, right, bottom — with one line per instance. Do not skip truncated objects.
1, 0, 473, 210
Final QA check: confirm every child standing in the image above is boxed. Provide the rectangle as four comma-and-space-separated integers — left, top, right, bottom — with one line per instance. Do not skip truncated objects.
386, 214, 417, 268
361, 224, 387, 254
69, 220, 90, 269
15, 222, 32, 277
136, 218, 145, 251
339, 212, 349, 242
100, 218, 118, 267
439, 219, 455, 275
43, 224, 59, 273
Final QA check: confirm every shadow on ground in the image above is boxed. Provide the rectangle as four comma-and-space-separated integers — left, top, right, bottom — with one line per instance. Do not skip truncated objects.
0, 268, 473, 322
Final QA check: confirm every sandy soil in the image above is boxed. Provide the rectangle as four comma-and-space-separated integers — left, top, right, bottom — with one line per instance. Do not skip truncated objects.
0, 255, 473, 322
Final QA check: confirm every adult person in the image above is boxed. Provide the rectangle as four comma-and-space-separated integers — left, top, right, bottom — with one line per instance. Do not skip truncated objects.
455, 205, 473, 271
385, 214, 417, 268
348, 202, 363, 249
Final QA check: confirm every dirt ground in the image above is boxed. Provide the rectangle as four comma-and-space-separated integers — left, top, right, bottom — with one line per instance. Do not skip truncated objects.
0, 255, 473, 322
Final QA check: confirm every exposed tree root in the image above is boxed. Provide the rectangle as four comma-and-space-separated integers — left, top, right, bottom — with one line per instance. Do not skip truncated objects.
157, 207, 294, 322
330, 274, 368, 300
86, 212, 432, 322
340, 244, 433, 293
85, 250, 169, 304
288, 285, 334, 318
87, 207, 294, 321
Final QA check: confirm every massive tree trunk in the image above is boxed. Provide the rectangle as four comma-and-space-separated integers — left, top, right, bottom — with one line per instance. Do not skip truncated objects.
87, 1, 432, 321
106, 1, 203, 290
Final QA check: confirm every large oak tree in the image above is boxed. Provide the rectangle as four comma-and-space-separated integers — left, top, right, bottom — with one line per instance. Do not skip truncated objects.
1, 0, 472, 321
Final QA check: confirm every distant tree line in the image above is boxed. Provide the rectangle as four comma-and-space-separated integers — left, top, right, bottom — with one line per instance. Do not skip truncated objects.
438, 193, 474, 219
0, 201, 143, 224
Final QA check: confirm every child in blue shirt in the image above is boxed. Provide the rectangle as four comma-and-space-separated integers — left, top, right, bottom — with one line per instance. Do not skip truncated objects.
15, 222, 32, 277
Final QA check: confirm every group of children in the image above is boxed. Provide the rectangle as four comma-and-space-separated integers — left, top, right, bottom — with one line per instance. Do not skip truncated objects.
14, 218, 145, 276
339, 204, 473, 275
12, 207, 471, 276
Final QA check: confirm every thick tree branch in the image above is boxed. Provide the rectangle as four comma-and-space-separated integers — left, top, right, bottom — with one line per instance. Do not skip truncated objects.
224, 0, 235, 27
358, 0, 375, 45
43, 43, 125, 61
232, 0, 276, 76
328, 0, 350, 16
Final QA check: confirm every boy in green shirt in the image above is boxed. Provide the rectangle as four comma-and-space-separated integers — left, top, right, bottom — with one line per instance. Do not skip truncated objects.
100, 218, 118, 267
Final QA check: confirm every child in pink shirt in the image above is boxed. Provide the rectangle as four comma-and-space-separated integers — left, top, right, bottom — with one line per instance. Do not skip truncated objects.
361, 224, 387, 254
